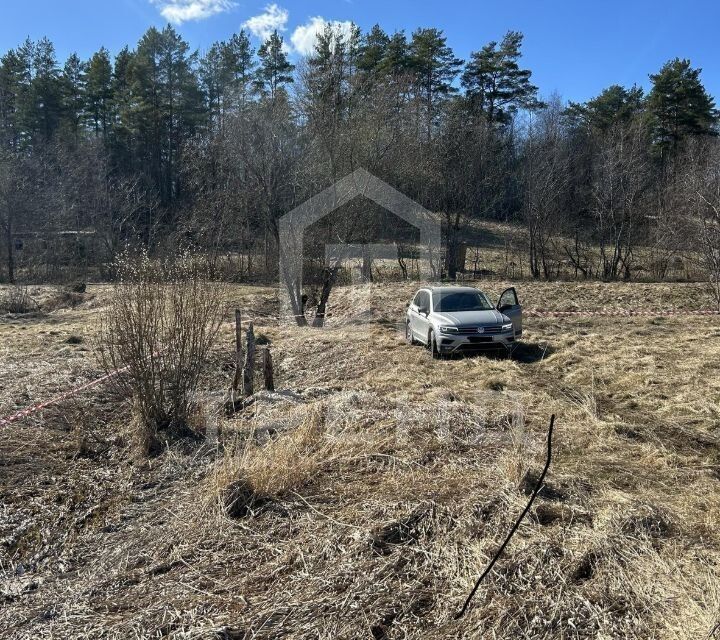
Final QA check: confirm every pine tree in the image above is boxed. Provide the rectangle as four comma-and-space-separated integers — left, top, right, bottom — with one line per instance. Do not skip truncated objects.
127, 26, 205, 204
647, 58, 718, 155
200, 43, 224, 125
408, 28, 462, 140
461, 31, 542, 124
566, 85, 645, 132
201, 30, 255, 129
255, 31, 294, 100
12, 39, 35, 143
307, 24, 349, 108
31, 37, 64, 142
86, 47, 113, 138
61, 53, 87, 141
222, 30, 255, 108
357, 24, 389, 73
0, 49, 29, 148
378, 31, 410, 77
109, 46, 134, 169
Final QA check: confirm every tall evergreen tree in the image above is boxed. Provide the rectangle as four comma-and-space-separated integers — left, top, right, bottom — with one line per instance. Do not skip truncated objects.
306, 24, 351, 113
127, 26, 205, 204
0, 49, 28, 148
255, 31, 294, 100
647, 58, 718, 155
408, 28, 462, 140
357, 24, 389, 73
378, 31, 410, 77
200, 43, 224, 125
461, 31, 542, 124
30, 37, 64, 142
222, 31, 255, 107
566, 85, 645, 132
86, 47, 113, 138
201, 30, 255, 129
108, 46, 134, 169
61, 53, 87, 141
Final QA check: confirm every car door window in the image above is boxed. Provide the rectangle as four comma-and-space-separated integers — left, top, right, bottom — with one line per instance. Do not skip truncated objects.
417, 291, 429, 311
498, 287, 519, 309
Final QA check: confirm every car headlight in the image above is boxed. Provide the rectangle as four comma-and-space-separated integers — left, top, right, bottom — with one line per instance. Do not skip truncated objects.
439, 326, 458, 334
502, 322, 513, 332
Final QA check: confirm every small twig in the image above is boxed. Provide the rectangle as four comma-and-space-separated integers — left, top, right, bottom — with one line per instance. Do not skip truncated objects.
708, 620, 720, 639
290, 491, 362, 530
454, 414, 555, 620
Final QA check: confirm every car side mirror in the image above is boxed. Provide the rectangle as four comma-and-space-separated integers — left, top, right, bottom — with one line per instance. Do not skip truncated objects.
419, 305, 429, 315
498, 304, 510, 313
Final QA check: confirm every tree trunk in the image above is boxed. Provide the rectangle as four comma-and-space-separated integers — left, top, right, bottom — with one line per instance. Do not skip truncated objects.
313, 267, 338, 328
446, 233, 457, 280
5, 220, 14, 284
397, 245, 408, 280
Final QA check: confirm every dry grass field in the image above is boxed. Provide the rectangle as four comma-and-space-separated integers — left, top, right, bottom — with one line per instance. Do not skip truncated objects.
1, 280, 719, 639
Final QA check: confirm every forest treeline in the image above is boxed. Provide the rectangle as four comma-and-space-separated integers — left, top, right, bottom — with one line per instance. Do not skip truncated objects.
0, 23, 718, 289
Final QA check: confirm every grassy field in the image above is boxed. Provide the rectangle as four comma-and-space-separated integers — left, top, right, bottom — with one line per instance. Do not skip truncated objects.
1, 280, 719, 639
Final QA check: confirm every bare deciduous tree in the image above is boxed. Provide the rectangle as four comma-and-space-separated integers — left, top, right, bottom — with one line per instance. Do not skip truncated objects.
523, 98, 570, 279
591, 121, 651, 280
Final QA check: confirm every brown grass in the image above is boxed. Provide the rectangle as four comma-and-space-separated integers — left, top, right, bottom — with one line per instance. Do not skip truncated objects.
0, 279, 719, 638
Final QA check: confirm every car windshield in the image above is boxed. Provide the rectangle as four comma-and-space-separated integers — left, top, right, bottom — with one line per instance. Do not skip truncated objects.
432, 291, 493, 312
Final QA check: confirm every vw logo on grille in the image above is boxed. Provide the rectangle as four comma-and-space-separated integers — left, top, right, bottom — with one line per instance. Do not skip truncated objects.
476, 327, 485, 334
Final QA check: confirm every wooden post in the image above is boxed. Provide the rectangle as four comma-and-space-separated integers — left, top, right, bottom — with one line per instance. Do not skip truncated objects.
263, 347, 274, 392
232, 309, 243, 392
242, 322, 255, 397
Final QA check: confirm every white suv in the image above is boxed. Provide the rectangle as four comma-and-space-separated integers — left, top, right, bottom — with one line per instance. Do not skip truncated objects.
406, 286, 523, 357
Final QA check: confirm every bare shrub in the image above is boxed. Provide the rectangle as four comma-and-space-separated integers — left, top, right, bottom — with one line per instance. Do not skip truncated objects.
42, 285, 87, 312
0, 285, 38, 313
98, 250, 226, 452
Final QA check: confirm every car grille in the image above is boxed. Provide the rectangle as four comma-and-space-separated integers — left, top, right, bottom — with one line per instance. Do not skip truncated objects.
456, 325, 502, 335
459, 342, 507, 351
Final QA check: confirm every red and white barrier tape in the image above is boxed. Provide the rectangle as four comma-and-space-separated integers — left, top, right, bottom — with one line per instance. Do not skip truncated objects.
0, 365, 129, 428
1, 308, 718, 429
526, 308, 720, 318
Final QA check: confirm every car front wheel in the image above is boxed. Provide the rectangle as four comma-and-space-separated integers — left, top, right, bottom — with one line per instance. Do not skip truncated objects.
428, 330, 441, 359
405, 320, 417, 345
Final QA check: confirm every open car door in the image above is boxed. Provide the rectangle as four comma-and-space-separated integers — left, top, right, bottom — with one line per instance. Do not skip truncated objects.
497, 287, 522, 337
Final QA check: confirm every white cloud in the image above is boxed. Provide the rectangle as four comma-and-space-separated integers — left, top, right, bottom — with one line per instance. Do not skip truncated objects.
151, 0, 236, 24
242, 4, 289, 41
290, 16, 354, 56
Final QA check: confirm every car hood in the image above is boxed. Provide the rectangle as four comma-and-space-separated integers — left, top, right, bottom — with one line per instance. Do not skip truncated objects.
431, 309, 506, 326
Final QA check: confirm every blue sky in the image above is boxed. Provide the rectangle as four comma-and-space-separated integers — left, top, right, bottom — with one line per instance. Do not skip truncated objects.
0, 0, 718, 103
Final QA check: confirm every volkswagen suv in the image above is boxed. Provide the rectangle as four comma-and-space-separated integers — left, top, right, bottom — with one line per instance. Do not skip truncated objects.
405, 286, 522, 357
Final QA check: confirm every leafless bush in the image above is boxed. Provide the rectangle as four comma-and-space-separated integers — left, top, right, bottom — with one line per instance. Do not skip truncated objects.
0, 285, 38, 313
98, 250, 226, 453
